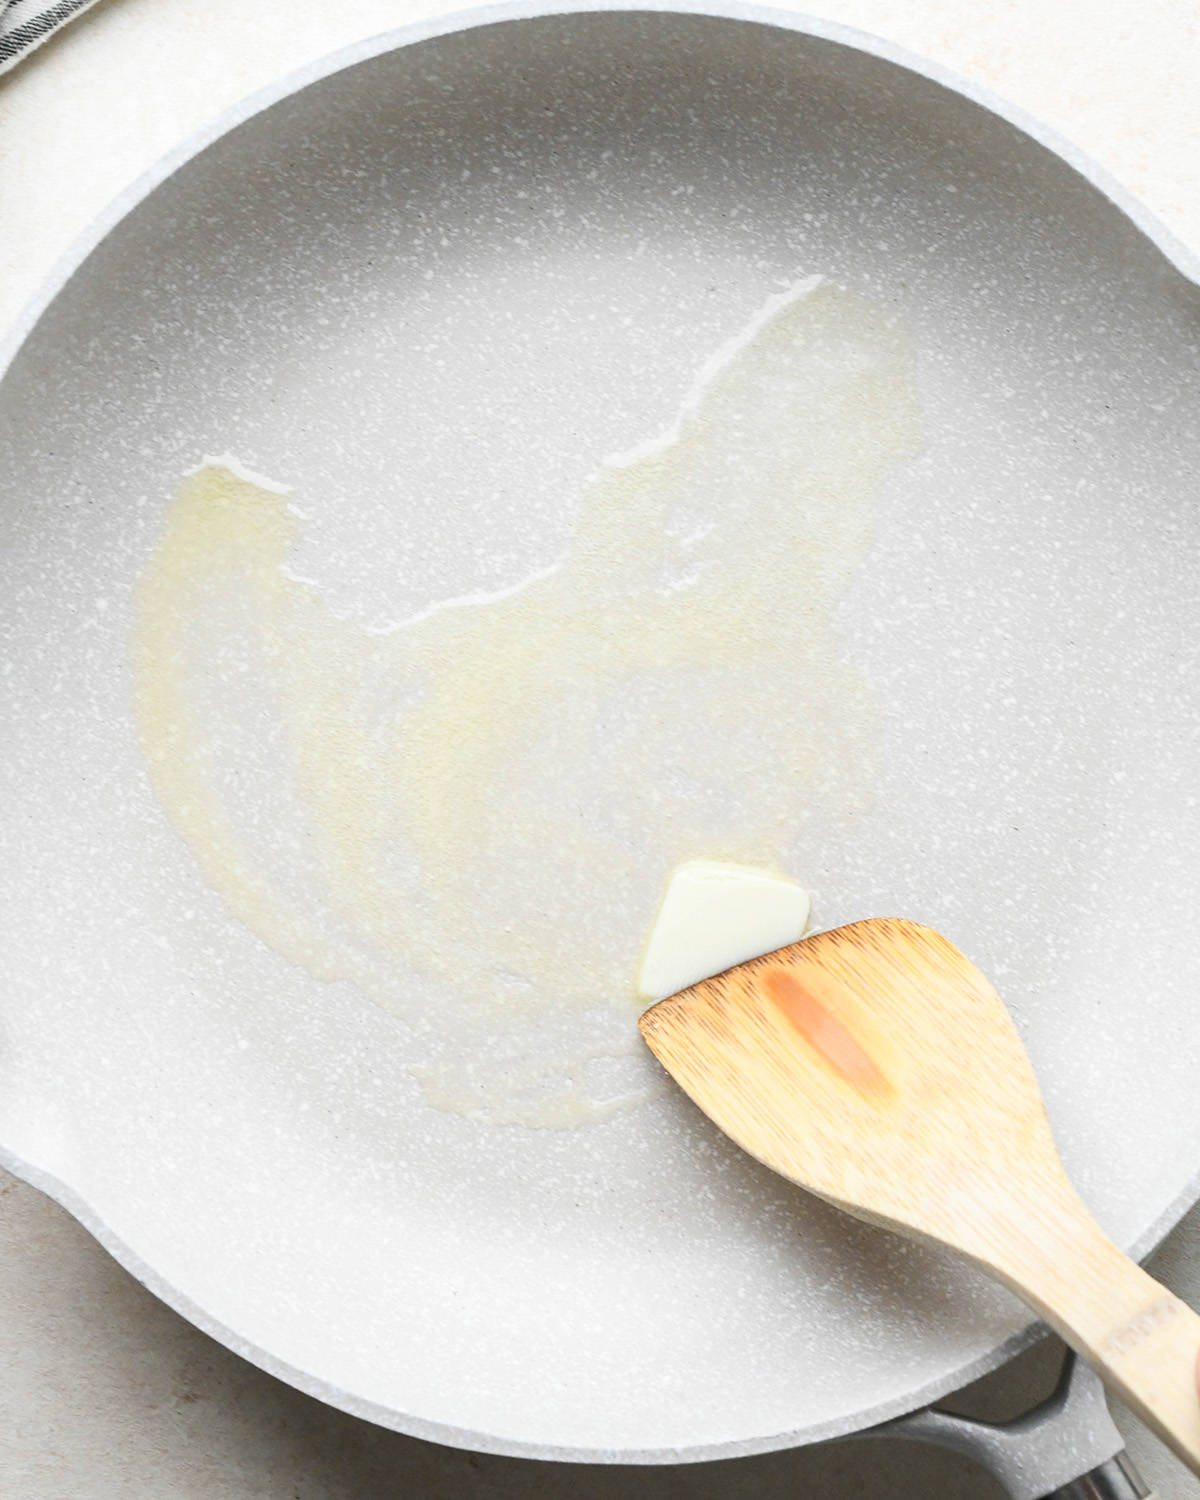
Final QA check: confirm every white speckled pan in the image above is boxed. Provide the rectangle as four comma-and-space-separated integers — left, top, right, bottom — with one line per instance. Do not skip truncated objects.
3, 0, 1200, 1469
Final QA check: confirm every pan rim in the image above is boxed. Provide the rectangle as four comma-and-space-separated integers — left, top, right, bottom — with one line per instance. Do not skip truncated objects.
2, 0, 1198, 1464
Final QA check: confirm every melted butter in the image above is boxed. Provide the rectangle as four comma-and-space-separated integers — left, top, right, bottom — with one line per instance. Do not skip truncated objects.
132, 276, 922, 1128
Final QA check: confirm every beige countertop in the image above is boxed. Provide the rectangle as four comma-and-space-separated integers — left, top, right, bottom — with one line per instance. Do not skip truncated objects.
3, 2, 1199, 1495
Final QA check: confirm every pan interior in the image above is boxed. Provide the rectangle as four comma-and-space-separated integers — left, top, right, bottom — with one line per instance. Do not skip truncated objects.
3, 8, 1200, 1459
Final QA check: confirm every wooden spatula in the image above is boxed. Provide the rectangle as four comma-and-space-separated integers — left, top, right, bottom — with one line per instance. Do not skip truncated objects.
639, 917, 1200, 1473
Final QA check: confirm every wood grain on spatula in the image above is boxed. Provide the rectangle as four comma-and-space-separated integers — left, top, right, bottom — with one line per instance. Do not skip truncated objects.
639, 918, 1200, 1474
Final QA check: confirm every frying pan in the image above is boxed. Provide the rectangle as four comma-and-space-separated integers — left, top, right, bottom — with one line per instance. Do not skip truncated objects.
3, 2, 1200, 1486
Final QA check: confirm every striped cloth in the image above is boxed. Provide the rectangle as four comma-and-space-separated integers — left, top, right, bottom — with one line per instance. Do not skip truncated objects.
0, 0, 103, 74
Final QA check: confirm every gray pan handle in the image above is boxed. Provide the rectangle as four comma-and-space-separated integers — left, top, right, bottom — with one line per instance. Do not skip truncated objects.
859, 1352, 1157, 1500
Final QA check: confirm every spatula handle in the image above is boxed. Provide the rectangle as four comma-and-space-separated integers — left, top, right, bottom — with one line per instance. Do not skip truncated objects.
1009, 1207, 1200, 1477
1079, 1271, 1200, 1475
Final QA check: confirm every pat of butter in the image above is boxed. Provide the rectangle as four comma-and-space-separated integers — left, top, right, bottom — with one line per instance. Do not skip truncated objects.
637, 861, 811, 1002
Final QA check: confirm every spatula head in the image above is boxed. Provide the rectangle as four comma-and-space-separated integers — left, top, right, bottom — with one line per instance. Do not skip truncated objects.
639, 918, 1073, 1264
